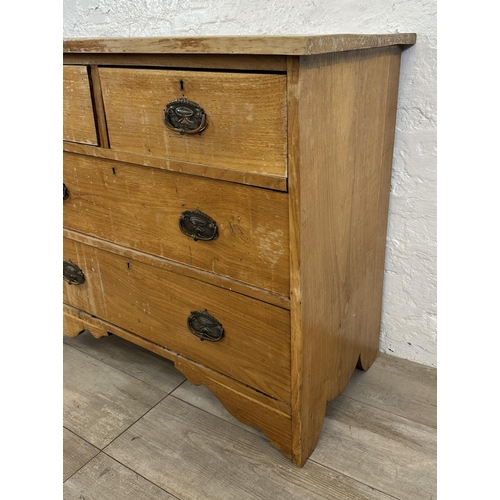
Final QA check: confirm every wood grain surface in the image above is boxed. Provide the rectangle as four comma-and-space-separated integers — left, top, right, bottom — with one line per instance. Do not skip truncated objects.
63, 141, 288, 191
99, 67, 287, 177
63, 152, 290, 295
64, 34, 417, 55
288, 46, 403, 465
63, 229, 289, 309
63, 65, 98, 145
63, 236, 291, 402
64, 53, 287, 72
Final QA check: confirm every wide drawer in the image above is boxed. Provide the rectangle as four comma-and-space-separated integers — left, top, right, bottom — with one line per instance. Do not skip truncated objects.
63, 152, 290, 296
63, 65, 98, 145
99, 67, 287, 178
63, 236, 291, 402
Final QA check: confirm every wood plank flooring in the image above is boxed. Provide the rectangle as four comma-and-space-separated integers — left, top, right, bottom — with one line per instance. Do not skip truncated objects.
63, 332, 436, 500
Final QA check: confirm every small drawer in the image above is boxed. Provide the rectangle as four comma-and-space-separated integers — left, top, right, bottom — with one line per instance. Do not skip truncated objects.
63, 236, 291, 402
98, 67, 287, 178
63, 65, 98, 145
63, 152, 290, 296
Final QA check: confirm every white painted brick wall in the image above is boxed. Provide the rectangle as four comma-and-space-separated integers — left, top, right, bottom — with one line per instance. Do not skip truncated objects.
63, 0, 437, 367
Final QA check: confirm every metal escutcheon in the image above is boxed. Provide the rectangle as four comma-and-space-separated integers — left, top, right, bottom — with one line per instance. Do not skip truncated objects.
163, 98, 207, 134
63, 260, 85, 285
179, 209, 218, 242
187, 310, 224, 342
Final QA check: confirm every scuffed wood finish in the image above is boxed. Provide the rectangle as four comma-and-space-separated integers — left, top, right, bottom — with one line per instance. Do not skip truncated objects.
63, 236, 291, 402
63, 152, 290, 295
63, 310, 109, 339
63, 65, 98, 145
64, 34, 416, 55
63, 229, 290, 310
63, 142, 288, 191
288, 46, 404, 465
62, 35, 416, 467
99, 68, 288, 178
63, 303, 293, 456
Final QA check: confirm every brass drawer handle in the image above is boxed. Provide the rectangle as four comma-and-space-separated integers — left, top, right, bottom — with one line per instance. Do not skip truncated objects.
63, 260, 85, 285
63, 183, 69, 200
163, 98, 207, 134
187, 310, 224, 342
179, 209, 218, 242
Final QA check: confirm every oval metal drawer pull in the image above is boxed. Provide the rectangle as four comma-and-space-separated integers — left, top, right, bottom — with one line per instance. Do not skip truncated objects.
63, 260, 85, 285
187, 310, 224, 342
179, 209, 218, 242
163, 98, 207, 134
63, 183, 69, 200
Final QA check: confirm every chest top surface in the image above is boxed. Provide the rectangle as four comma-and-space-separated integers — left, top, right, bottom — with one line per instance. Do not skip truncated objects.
63, 33, 416, 55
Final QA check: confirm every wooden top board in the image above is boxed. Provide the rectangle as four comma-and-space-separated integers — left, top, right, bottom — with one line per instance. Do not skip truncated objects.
63, 34, 416, 55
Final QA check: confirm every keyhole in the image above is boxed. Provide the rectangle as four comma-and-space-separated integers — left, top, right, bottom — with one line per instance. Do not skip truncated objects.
180, 80, 184, 91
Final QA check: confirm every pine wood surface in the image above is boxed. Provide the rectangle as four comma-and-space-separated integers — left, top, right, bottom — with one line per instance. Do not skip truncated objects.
63, 237, 291, 402
63, 141, 288, 191
99, 67, 288, 177
63, 33, 417, 55
62, 304, 291, 419
63, 65, 98, 145
62, 37, 418, 469
287, 46, 403, 465
63, 229, 289, 309
64, 53, 288, 72
64, 333, 435, 500
63, 152, 290, 295
63, 307, 293, 454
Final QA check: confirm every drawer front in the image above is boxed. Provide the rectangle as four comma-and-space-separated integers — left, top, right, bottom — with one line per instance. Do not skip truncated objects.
63, 237, 291, 402
99, 67, 287, 178
63, 152, 290, 295
63, 66, 98, 145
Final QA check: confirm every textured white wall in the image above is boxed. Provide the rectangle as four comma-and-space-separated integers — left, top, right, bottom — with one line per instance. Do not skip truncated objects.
63, 0, 437, 367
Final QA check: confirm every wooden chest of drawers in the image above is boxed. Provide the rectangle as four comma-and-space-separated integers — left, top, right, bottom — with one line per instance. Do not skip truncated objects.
63, 34, 416, 466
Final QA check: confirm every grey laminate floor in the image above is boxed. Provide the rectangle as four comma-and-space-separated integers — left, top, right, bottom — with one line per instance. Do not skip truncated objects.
63, 332, 436, 500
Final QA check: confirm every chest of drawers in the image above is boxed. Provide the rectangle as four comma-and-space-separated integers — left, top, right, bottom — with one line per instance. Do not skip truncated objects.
63, 34, 416, 466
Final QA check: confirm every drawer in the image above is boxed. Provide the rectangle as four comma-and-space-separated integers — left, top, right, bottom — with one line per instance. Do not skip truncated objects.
63, 152, 290, 295
63, 66, 98, 145
98, 67, 287, 178
63, 236, 291, 402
